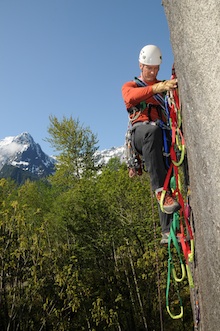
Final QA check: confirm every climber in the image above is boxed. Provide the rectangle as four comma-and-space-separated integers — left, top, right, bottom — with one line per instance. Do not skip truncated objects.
121, 45, 181, 242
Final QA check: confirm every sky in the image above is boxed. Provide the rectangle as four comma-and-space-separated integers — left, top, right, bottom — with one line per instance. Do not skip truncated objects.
0, 0, 174, 156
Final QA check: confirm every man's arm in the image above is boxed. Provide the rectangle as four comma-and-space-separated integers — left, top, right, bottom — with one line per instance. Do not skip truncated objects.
121, 81, 154, 108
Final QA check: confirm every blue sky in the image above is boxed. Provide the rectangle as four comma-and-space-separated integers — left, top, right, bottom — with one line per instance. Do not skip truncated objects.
0, 0, 174, 156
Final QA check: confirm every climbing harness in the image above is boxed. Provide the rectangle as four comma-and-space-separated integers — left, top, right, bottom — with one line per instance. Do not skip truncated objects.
130, 77, 168, 121
132, 77, 171, 169
124, 77, 171, 176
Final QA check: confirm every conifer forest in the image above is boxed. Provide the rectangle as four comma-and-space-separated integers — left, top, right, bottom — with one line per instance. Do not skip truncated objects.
0, 117, 193, 330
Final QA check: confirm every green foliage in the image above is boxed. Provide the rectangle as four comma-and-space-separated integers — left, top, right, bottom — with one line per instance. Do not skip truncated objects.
46, 116, 99, 183
0, 119, 194, 330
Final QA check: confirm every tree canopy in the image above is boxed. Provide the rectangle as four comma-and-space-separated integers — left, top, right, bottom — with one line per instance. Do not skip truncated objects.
0, 117, 193, 330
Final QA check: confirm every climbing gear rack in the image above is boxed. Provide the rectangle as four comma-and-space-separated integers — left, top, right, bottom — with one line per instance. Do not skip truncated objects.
163, 66, 200, 329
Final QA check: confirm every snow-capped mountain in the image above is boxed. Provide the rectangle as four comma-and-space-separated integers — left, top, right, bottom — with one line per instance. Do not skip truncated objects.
0, 132, 56, 178
0, 133, 126, 182
94, 146, 125, 166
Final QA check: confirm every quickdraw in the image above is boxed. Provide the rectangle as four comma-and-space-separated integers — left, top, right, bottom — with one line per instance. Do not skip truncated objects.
163, 65, 197, 322
124, 126, 143, 177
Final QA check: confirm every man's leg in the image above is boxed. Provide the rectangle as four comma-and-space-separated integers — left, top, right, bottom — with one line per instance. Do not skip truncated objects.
134, 123, 166, 190
133, 123, 180, 215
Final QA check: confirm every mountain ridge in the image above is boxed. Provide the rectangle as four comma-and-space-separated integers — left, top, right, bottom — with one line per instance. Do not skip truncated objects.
0, 132, 56, 180
0, 132, 125, 183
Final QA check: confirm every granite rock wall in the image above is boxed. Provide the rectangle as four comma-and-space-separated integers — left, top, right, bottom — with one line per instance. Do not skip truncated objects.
162, 1, 220, 330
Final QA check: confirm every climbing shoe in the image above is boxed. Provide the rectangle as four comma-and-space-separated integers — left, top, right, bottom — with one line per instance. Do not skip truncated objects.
160, 232, 183, 245
160, 232, 170, 245
156, 191, 180, 214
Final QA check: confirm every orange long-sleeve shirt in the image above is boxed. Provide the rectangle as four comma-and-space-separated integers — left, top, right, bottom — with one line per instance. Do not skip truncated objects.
121, 78, 165, 124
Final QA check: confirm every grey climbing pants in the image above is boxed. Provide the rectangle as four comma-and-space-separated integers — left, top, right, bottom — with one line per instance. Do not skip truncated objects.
133, 121, 167, 191
133, 121, 172, 233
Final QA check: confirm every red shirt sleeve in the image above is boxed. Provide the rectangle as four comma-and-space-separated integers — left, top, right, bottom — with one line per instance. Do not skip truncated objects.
121, 80, 156, 109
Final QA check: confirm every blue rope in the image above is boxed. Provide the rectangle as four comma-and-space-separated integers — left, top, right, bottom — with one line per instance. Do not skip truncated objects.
165, 95, 171, 127
157, 120, 170, 169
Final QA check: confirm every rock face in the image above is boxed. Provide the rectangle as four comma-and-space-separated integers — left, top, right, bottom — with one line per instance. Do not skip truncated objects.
162, 1, 220, 330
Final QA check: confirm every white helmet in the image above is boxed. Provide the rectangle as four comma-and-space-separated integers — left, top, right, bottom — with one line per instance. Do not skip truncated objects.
139, 45, 162, 65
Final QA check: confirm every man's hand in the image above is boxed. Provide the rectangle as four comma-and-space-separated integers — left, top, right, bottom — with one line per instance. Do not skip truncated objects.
152, 79, 177, 94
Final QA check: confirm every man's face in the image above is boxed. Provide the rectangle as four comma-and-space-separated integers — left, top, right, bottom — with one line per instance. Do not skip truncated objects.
139, 63, 159, 82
